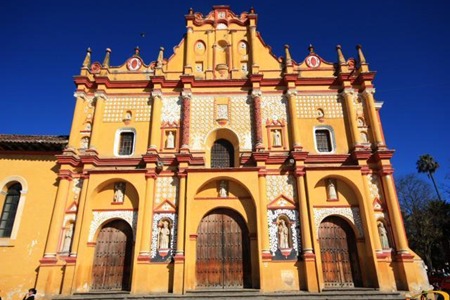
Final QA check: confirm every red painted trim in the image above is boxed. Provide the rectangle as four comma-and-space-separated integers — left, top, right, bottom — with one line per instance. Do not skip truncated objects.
39, 257, 58, 265
305, 154, 350, 163
92, 208, 137, 212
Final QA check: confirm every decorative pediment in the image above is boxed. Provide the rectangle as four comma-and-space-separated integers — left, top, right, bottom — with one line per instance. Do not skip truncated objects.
267, 194, 296, 210
65, 201, 78, 213
373, 198, 384, 212
154, 199, 176, 213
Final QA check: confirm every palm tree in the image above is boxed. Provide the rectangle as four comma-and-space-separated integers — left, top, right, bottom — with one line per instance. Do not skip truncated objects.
416, 154, 442, 201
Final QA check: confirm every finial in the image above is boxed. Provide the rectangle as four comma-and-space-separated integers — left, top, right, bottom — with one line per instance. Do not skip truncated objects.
134, 46, 140, 57
356, 44, 366, 64
188, 7, 193, 15
284, 44, 292, 65
336, 45, 346, 65
249, 7, 255, 14
308, 44, 315, 54
157, 47, 165, 68
82, 47, 92, 68
102, 48, 111, 68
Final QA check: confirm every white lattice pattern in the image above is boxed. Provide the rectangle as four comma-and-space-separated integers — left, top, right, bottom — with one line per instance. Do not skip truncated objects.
190, 96, 215, 149
267, 209, 301, 255
230, 95, 253, 149
103, 97, 151, 122
296, 95, 343, 118
367, 174, 383, 200
88, 210, 137, 242
155, 176, 179, 204
261, 95, 288, 123
266, 175, 297, 203
313, 207, 363, 238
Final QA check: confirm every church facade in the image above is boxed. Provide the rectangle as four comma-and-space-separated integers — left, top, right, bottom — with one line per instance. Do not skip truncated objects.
0, 6, 429, 299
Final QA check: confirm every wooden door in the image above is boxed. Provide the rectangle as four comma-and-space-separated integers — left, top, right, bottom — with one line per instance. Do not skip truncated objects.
318, 216, 362, 288
92, 220, 133, 291
196, 209, 251, 288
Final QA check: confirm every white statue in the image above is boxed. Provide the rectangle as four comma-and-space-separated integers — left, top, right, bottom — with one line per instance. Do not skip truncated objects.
327, 179, 338, 200
61, 223, 74, 254
81, 137, 89, 149
113, 182, 125, 202
278, 219, 289, 249
273, 130, 281, 146
158, 220, 171, 249
166, 131, 175, 149
378, 222, 390, 249
219, 180, 228, 198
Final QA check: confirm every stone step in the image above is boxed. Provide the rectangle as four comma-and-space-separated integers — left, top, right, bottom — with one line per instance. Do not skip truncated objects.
53, 289, 406, 300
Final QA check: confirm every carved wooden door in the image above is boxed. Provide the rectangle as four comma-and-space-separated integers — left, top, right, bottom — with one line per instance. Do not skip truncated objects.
318, 216, 362, 288
196, 209, 251, 288
92, 220, 133, 291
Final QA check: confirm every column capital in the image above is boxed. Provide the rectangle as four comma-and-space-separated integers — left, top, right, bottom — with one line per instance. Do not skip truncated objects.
181, 90, 192, 100
361, 88, 376, 96
151, 89, 163, 100
94, 91, 107, 100
339, 88, 356, 96
286, 89, 298, 97
251, 89, 262, 99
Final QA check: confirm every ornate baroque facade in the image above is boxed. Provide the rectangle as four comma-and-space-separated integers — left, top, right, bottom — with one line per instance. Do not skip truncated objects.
0, 6, 430, 299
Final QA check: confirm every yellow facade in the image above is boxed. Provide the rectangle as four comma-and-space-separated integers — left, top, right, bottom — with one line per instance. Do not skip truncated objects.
0, 6, 430, 299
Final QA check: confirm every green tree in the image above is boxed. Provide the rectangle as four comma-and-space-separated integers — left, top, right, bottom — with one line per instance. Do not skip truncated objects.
416, 154, 442, 201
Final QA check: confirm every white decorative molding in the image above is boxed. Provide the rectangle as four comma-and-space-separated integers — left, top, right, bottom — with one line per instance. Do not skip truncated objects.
313, 207, 364, 238
296, 94, 343, 119
261, 95, 288, 124
266, 175, 297, 203
161, 96, 181, 123
88, 210, 137, 242
155, 176, 179, 205
367, 174, 383, 200
150, 213, 177, 259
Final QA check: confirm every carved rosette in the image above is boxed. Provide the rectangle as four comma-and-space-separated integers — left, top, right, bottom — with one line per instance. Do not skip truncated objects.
251, 89, 263, 147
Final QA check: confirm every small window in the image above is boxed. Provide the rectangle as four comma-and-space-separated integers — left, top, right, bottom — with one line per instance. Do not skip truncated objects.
315, 129, 333, 153
211, 139, 234, 168
118, 132, 134, 155
0, 183, 21, 238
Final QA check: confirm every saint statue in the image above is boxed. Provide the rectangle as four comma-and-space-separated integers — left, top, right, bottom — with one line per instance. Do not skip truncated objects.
273, 130, 281, 146
113, 182, 125, 202
378, 222, 390, 249
158, 220, 171, 249
327, 179, 338, 200
219, 180, 227, 198
61, 223, 74, 254
166, 131, 175, 149
278, 219, 290, 249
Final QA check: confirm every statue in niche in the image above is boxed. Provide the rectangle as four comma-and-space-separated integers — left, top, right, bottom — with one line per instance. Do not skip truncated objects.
166, 131, 175, 149
61, 223, 74, 254
158, 220, 171, 249
278, 218, 290, 249
273, 130, 282, 147
327, 179, 338, 200
219, 180, 228, 198
378, 222, 390, 249
113, 182, 125, 202
80, 137, 89, 149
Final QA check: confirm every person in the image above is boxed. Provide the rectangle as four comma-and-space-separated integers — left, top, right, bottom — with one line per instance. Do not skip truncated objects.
278, 219, 289, 249
23, 288, 36, 300
158, 220, 171, 249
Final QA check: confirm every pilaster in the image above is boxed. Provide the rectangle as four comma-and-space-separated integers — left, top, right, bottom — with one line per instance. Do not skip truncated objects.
149, 89, 163, 151
362, 89, 385, 148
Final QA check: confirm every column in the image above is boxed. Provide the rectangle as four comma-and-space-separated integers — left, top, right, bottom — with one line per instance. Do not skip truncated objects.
295, 168, 313, 254
89, 92, 106, 151
42, 174, 71, 260
68, 92, 88, 148
249, 24, 258, 73
69, 175, 89, 258
138, 173, 156, 256
286, 89, 302, 149
251, 89, 264, 148
340, 89, 361, 147
380, 170, 409, 254
362, 89, 384, 147
173, 169, 187, 294
180, 91, 192, 149
149, 90, 163, 151
258, 169, 270, 256
184, 27, 193, 74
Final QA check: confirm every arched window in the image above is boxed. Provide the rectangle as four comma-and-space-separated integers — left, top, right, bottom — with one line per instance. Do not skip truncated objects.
211, 139, 234, 168
0, 183, 22, 238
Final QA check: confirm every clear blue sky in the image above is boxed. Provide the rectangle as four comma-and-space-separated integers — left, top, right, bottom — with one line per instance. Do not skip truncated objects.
1, 1, 449, 187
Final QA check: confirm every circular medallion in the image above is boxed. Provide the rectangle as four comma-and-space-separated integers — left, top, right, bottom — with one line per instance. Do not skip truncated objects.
90, 62, 101, 73
127, 57, 142, 71
305, 55, 321, 68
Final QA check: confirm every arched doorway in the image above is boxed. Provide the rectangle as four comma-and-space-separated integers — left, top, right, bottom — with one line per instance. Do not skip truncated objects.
91, 219, 133, 291
318, 216, 362, 288
196, 208, 251, 288
211, 139, 234, 168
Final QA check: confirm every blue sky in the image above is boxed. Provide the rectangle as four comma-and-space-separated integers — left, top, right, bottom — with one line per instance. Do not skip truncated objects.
1, 1, 449, 188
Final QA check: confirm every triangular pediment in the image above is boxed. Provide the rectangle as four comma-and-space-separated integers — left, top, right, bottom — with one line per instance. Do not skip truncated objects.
154, 199, 176, 213
373, 198, 384, 212
65, 201, 78, 213
267, 194, 296, 210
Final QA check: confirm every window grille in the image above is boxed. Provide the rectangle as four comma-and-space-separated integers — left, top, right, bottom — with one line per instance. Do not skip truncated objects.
0, 183, 21, 237
118, 132, 134, 156
316, 129, 332, 152
211, 139, 234, 168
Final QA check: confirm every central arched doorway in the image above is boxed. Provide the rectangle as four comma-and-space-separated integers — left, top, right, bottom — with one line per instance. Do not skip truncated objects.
91, 219, 133, 291
196, 208, 251, 289
318, 216, 362, 288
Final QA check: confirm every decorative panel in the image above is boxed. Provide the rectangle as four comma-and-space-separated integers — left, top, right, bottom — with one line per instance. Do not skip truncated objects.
266, 175, 297, 203
296, 95, 343, 118
161, 96, 181, 123
367, 174, 383, 200
150, 213, 177, 262
261, 95, 288, 124
88, 211, 137, 242
267, 209, 301, 260
155, 176, 179, 205
103, 98, 151, 122
313, 207, 363, 238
